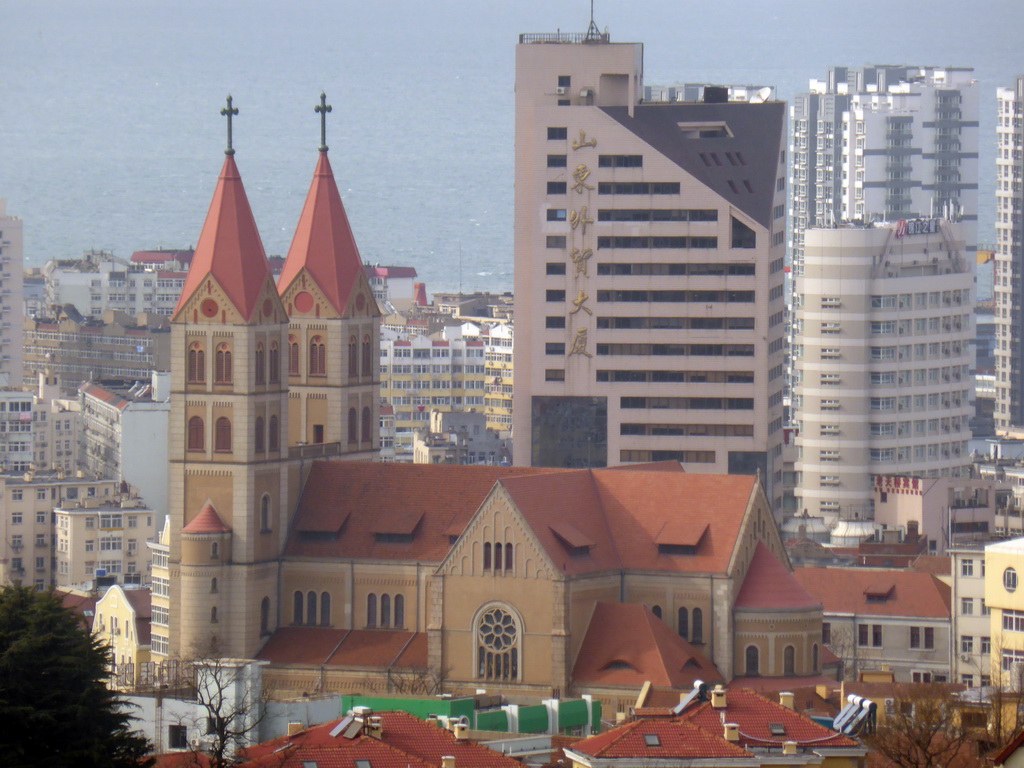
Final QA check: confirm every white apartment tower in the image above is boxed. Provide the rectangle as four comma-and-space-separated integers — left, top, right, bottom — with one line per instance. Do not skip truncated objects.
791, 66, 979, 276
0, 201, 24, 386
995, 77, 1024, 433
794, 219, 974, 522
512, 30, 788, 507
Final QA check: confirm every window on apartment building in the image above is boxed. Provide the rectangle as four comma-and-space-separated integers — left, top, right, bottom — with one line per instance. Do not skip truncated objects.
547, 155, 567, 168
547, 209, 567, 222
1003, 610, 1024, 633
962, 636, 974, 653
962, 559, 975, 577
1006, 568, 1019, 593
11, 490, 22, 501
910, 627, 935, 649
962, 598, 974, 615
982, 637, 991, 654
547, 127, 568, 140
168, 725, 188, 750
547, 182, 567, 195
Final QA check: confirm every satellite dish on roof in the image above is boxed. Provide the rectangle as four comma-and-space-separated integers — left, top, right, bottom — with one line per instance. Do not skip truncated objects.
750, 86, 773, 103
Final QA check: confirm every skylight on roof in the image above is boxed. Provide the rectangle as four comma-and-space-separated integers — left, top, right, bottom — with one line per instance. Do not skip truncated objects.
644, 734, 662, 747
356, 760, 372, 768
769, 723, 786, 737
303, 762, 318, 768
677, 122, 733, 139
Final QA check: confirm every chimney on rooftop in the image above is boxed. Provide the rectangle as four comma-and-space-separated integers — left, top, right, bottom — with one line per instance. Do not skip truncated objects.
442, 757, 456, 768
453, 722, 468, 741
783, 741, 798, 755
724, 723, 739, 742
287, 722, 304, 737
367, 715, 383, 740
779, 691, 795, 710
712, 685, 727, 709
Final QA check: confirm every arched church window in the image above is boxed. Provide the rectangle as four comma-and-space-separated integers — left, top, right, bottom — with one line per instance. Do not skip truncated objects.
255, 416, 265, 453
494, 541, 503, 571
692, 608, 704, 644
361, 407, 371, 442
309, 336, 326, 377
320, 592, 331, 626
269, 342, 280, 383
348, 336, 358, 378
255, 343, 266, 384
784, 645, 796, 676
188, 344, 206, 384
306, 591, 317, 626
187, 416, 204, 452
483, 543, 492, 571
380, 594, 391, 628
268, 415, 279, 452
260, 597, 270, 636
367, 593, 377, 628
394, 595, 404, 629
288, 336, 299, 376
361, 335, 372, 376
678, 608, 689, 640
260, 494, 271, 533
505, 543, 513, 572
293, 591, 303, 625
477, 605, 520, 681
746, 645, 760, 676
214, 417, 232, 452
348, 408, 357, 444
812, 643, 819, 672
215, 344, 232, 384
651, 605, 662, 619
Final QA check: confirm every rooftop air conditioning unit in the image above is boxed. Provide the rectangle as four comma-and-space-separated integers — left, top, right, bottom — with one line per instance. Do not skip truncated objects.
556, 87, 568, 95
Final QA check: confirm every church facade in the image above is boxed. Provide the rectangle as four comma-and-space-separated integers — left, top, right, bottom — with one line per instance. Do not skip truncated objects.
160, 102, 828, 714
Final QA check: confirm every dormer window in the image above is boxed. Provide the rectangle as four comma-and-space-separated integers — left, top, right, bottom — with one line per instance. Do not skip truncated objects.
656, 523, 707, 555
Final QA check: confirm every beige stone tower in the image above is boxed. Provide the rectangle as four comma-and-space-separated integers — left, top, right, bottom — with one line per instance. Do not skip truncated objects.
277, 98, 380, 457
168, 120, 295, 659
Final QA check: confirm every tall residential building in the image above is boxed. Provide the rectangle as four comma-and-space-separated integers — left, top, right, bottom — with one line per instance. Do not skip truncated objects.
793, 219, 973, 522
0, 200, 25, 386
791, 66, 979, 276
512, 31, 787, 507
995, 77, 1024, 433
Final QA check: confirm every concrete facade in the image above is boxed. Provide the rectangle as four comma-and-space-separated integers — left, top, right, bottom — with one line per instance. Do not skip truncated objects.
0, 200, 25, 386
793, 220, 974, 522
995, 78, 1024, 432
791, 66, 979, 276
512, 33, 786, 509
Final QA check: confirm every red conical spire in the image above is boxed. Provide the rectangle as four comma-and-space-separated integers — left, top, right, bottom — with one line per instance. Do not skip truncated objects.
173, 154, 272, 321
278, 150, 365, 315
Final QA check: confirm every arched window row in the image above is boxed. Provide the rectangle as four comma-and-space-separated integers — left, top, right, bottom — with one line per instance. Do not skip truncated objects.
676, 607, 704, 644
255, 344, 266, 385
361, 406, 372, 443
348, 336, 358, 379
215, 344, 233, 384
255, 416, 265, 453
366, 592, 405, 629
293, 590, 332, 626
482, 542, 515, 573
746, 644, 760, 676
309, 337, 326, 377
188, 416, 205, 452
784, 644, 796, 676
188, 344, 206, 384
348, 408, 357, 444
260, 597, 271, 636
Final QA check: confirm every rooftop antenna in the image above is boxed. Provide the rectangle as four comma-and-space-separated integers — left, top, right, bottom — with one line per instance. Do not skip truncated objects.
585, 0, 602, 41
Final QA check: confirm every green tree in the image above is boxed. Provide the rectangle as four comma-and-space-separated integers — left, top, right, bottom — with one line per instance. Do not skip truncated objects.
0, 585, 152, 767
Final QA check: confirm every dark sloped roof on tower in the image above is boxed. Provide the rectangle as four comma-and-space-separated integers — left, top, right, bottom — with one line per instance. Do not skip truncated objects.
278, 151, 370, 315
173, 154, 271, 321
735, 542, 821, 610
600, 101, 785, 227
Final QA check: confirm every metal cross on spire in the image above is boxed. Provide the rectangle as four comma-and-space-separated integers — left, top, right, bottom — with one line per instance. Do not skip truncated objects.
315, 92, 332, 152
221, 95, 239, 156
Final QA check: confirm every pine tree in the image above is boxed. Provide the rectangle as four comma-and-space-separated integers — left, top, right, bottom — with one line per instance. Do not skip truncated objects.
0, 585, 152, 767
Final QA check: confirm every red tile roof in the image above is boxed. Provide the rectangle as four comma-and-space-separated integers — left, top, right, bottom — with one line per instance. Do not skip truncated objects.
365, 266, 418, 279
174, 154, 274, 321
735, 542, 820, 610
131, 249, 194, 265
502, 469, 754, 575
241, 711, 522, 768
572, 602, 722, 688
256, 627, 427, 669
285, 462, 556, 562
182, 502, 231, 534
794, 567, 951, 618
570, 718, 752, 760
679, 688, 858, 748
80, 382, 130, 411
279, 151, 373, 317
